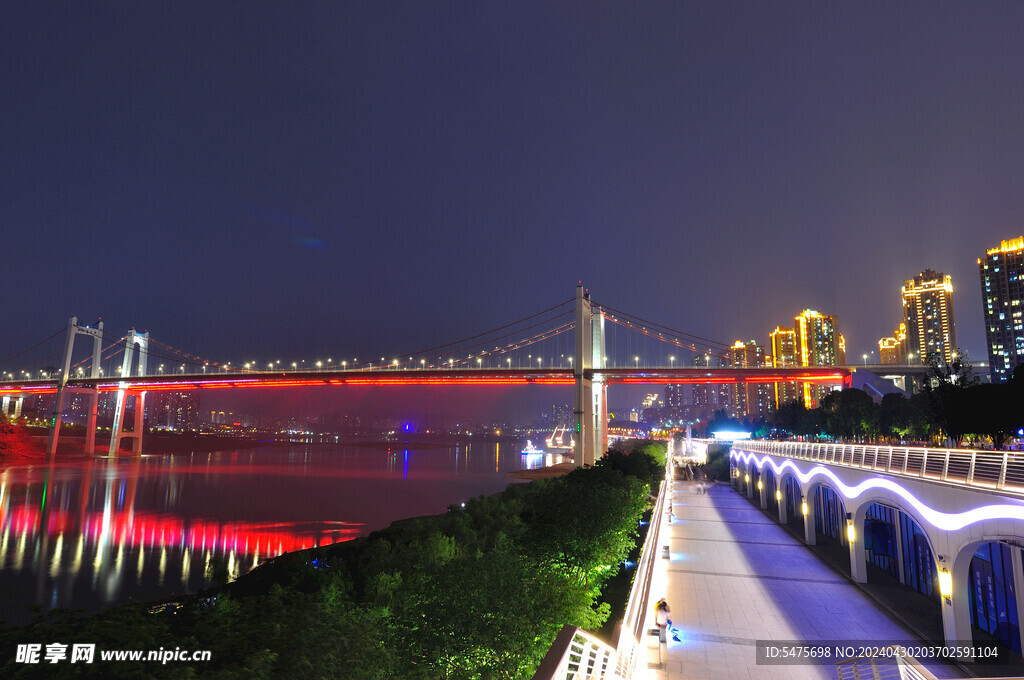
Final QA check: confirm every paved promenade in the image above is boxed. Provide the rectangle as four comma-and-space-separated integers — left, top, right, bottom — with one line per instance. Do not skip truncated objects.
644, 478, 963, 680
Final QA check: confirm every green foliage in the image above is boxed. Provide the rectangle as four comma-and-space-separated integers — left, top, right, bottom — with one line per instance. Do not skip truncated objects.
599, 448, 663, 487
821, 388, 878, 440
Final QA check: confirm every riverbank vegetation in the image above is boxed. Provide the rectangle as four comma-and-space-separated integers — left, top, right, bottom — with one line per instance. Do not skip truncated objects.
1, 442, 665, 679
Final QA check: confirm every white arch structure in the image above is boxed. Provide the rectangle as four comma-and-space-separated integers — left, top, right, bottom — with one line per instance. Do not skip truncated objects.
731, 441, 1024, 652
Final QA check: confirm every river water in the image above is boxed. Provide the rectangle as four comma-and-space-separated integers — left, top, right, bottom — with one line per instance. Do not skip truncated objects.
0, 439, 565, 625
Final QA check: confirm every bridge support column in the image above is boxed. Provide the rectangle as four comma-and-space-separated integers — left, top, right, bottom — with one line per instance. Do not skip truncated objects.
942, 571, 972, 646
573, 285, 605, 467
848, 515, 867, 583
109, 330, 149, 455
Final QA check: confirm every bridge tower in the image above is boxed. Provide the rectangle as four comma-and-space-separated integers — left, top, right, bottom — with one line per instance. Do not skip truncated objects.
109, 329, 150, 454
574, 285, 606, 467
46, 317, 105, 456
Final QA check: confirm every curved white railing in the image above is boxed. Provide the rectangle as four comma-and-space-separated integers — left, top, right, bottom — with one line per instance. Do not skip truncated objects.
530, 626, 623, 680
736, 440, 1024, 496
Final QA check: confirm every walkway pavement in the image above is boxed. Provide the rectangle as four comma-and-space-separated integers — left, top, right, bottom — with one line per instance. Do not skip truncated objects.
644, 478, 964, 680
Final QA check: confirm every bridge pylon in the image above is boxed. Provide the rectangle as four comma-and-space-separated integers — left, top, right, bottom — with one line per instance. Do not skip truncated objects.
573, 285, 606, 467
46, 317, 104, 456
109, 329, 149, 455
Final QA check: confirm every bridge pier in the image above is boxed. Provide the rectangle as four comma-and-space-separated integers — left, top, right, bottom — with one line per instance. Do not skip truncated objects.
109, 330, 149, 455
2, 395, 23, 421
573, 286, 606, 467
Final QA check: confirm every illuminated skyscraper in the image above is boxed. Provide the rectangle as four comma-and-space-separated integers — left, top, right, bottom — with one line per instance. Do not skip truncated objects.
728, 340, 771, 419
901, 270, 956, 365
769, 326, 800, 408
878, 323, 909, 365
692, 353, 729, 420
794, 310, 842, 407
979, 237, 1024, 382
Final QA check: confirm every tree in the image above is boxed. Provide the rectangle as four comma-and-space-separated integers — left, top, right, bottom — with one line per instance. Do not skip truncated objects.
967, 384, 1017, 449
923, 350, 980, 447
771, 399, 820, 438
879, 393, 912, 441
821, 389, 878, 441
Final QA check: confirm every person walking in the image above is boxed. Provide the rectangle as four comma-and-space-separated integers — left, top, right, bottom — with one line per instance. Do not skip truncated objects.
654, 598, 671, 643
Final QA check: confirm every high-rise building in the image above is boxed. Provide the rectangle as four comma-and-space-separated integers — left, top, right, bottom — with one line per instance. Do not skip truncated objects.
979, 237, 1024, 382
769, 327, 801, 408
878, 323, 907, 365
794, 310, 842, 407
150, 391, 200, 431
728, 340, 771, 419
692, 353, 729, 420
665, 384, 684, 409
878, 337, 899, 364
902, 270, 957, 364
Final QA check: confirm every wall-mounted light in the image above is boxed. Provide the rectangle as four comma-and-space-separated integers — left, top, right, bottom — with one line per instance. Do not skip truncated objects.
938, 568, 952, 602
744, 474, 749, 483
775, 490, 781, 502
801, 499, 808, 516
845, 513, 855, 543
757, 480, 763, 491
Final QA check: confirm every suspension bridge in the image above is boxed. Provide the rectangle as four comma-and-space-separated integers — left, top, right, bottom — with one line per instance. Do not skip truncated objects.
1, 286, 850, 460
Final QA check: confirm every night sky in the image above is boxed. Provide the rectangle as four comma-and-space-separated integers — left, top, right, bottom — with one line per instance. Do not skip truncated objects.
4, 2, 1024, 369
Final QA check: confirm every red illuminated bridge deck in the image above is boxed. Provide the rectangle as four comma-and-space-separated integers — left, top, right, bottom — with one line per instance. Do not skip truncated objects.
0, 366, 851, 394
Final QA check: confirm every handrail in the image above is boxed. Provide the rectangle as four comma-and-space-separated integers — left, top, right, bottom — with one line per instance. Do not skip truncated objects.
530, 626, 623, 680
614, 456, 670, 678
736, 440, 1024, 497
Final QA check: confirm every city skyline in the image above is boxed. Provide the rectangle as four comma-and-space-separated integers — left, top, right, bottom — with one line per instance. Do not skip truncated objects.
4, 3, 1024, 371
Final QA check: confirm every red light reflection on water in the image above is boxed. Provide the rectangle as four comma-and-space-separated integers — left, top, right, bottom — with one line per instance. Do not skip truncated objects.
2, 505, 360, 556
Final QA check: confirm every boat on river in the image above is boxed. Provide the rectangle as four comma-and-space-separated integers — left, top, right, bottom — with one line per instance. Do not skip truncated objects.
520, 439, 544, 455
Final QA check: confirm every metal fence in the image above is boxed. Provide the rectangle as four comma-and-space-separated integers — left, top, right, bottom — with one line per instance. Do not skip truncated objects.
738, 440, 1024, 495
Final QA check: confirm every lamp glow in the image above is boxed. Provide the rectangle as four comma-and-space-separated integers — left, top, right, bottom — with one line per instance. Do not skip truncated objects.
938, 569, 952, 599
846, 522, 856, 543
801, 500, 808, 516
757, 480, 763, 491
775, 490, 781, 502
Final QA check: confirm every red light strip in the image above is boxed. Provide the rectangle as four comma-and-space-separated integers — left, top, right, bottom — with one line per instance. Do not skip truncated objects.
2, 367, 850, 393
